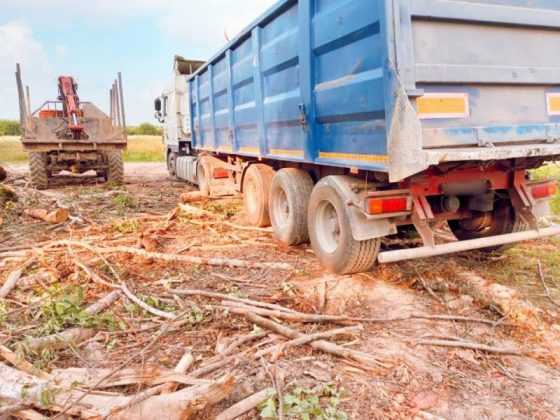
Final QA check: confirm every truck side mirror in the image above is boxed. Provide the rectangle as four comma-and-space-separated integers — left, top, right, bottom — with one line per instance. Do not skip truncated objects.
154, 98, 162, 112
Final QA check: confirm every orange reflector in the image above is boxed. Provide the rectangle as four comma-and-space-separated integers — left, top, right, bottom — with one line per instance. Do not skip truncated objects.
213, 169, 229, 179
417, 93, 469, 119
531, 181, 558, 199
546, 93, 560, 116
366, 197, 409, 215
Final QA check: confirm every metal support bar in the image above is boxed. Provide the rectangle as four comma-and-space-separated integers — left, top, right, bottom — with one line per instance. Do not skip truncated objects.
378, 225, 560, 264
117, 72, 127, 139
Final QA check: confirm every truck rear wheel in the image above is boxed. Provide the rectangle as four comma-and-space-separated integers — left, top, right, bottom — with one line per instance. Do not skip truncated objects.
269, 168, 314, 245
29, 152, 49, 190
105, 151, 124, 185
308, 182, 381, 274
243, 164, 275, 227
448, 196, 527, 252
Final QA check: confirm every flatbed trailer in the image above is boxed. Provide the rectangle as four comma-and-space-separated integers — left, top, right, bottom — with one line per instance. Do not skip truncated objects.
17, 64, 127, 190
158, 0, 560, 273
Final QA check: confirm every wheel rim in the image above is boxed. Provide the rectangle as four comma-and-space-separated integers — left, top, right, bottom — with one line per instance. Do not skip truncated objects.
245, 178, 258, 215
315, 199, 341, 254
272, 188, 289, 230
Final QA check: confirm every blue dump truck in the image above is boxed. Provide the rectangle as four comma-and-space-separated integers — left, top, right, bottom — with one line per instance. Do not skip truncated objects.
155, 0, 560, 274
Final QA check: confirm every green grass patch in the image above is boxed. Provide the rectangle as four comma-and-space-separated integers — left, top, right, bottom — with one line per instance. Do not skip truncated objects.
0, 135, 164, 164
123, 135, 164, 162
531, 163, 560, 214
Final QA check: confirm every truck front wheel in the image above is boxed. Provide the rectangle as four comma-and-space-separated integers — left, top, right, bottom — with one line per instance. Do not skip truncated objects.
167, 151, 178, 177
243, 164, 275, 227
29, 152, 49, 190
105, 151, 124, 185
269, 168, 314, 245
308, 182, 381, 274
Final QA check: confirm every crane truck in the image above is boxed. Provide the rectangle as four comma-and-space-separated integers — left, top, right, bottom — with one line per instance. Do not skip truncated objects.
17, 64, 127, 189
156, 0, 560, 274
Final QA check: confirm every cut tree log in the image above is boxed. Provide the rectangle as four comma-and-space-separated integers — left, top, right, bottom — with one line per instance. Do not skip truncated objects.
414, 339, 533, 356
180, 191, 209, 204
50, 240, 292, 270
24, 208, 69, 224
105, 371, 235, 420
0, 361, 234, 420
52, 365, 208, 389
215, 388, 275, 420
0, 258, 37, 299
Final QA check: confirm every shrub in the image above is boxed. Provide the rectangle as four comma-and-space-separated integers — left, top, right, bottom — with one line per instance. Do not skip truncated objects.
0, 120, 21, 136
127, 123, 162, 136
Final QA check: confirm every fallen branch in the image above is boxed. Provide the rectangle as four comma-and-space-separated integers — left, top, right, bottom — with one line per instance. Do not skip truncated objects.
241, 312, 386, 368
537, 260, 560, 308
0, 258, 37, 299
414, 339, 530, 355
255, 325, 363, 360
51, 240, 292, 270
161, 350, 194, 394
25, 290, 121, 352
167, 287, 300, 314
215, 388, 275, 420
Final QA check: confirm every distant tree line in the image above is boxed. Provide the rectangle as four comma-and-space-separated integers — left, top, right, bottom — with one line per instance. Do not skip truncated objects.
0, 119, 162, 137
126, 123, 163, 136
0, 120, 21, 136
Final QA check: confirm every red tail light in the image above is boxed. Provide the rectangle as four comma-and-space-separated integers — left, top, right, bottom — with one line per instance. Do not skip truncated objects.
213, 169, 229, 179
366, 197, 410, 215
531, 181, 558, 199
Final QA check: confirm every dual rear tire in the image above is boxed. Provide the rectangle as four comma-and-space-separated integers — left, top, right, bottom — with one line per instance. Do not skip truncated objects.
242, 165, 380, 274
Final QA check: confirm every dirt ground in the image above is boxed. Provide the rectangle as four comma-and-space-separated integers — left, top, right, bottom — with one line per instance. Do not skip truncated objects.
1, 163, 559, 419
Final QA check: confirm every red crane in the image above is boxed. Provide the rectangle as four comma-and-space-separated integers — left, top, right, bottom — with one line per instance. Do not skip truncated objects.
57, 76, 84, 138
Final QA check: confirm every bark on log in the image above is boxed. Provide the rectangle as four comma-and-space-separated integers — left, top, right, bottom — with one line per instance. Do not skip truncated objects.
24, 208, 69, 224
0, 258, 37, 299
51, 365, 208, 389
160, 350, 194, 394
215, 388, 274, 420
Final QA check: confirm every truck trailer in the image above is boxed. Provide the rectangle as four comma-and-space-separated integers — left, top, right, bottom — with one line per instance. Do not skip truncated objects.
156, 0, 560, 274
17, 64, 127, 190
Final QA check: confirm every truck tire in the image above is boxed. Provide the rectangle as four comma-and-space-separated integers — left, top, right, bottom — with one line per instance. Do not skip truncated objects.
167, 151, 178, 177
197, 157, 211, 194
308, 182, 381, 274
269, 168, 314, 245
106, 151, 124, 185
243, 164, 275, 227
448, 195, 527, 252
29, 152, 49, 190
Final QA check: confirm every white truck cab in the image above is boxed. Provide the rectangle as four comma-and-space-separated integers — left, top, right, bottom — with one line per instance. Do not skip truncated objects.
154, 56, 203, 178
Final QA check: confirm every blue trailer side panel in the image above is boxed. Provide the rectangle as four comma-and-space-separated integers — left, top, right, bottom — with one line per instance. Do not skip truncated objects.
190, 0, 390, 172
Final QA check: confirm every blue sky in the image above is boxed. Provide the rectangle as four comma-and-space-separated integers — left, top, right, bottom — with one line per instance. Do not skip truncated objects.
0, 0, 277, 125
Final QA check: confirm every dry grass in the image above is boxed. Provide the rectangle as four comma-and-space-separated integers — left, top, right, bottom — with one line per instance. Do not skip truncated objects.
0, 135, 164, 163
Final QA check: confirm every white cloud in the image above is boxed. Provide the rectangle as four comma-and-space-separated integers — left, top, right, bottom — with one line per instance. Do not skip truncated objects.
54, 44, 68, 57
0, 21, 52, 121
158, 0, 277, 57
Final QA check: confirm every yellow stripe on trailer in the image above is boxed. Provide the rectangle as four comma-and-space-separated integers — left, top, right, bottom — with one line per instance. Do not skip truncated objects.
319, 152, 389, 164
417, 93, 469, 119
269, 149, 304, 157
546, 93, 560, 116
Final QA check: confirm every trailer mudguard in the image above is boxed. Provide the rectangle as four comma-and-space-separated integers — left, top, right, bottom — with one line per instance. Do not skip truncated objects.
317, 176, 397, 241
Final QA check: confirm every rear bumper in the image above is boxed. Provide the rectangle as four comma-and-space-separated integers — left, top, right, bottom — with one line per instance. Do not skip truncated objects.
425, 143, 560, 164
378, 225, 560, 263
